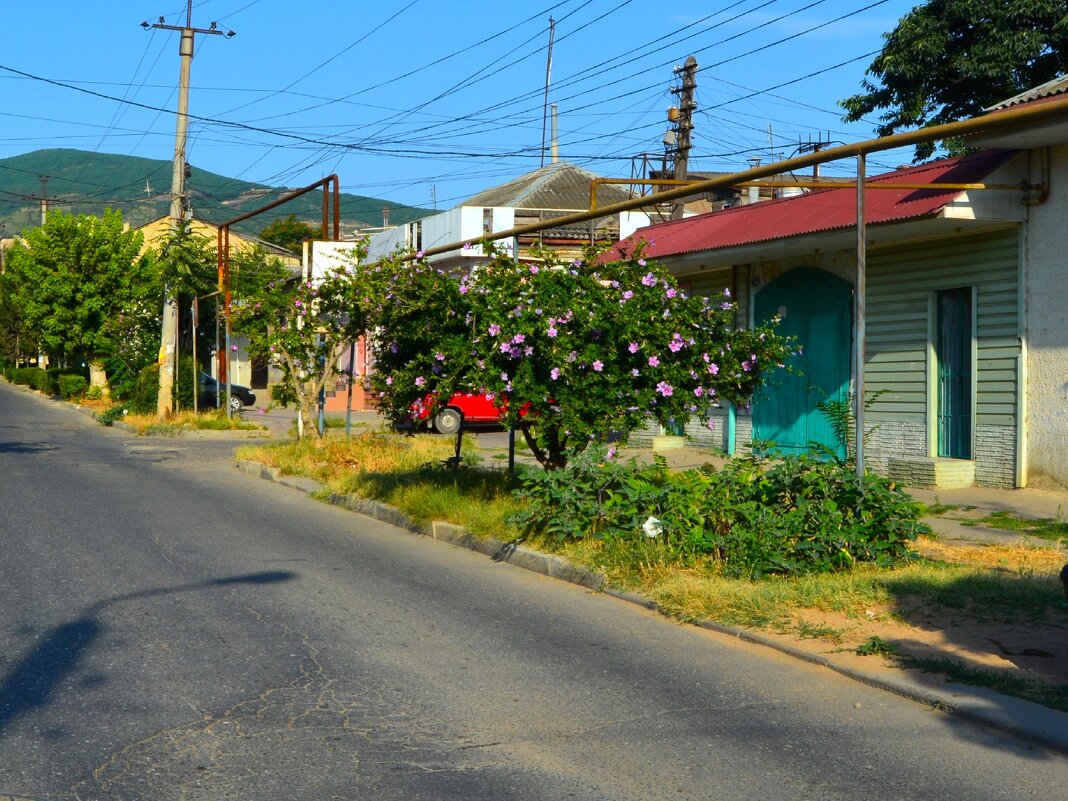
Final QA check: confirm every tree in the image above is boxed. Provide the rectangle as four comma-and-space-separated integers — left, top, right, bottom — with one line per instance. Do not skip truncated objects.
840, 0, 1068, 161
0, 269, 35, 366
3, 209, 154, 389
153, 222, 218, 417
258, 214, 321, 255
231, 245, 365, 438
362, 245, 794, 470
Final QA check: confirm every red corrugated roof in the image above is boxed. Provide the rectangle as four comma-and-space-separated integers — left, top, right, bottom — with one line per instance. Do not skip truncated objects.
611, 150, 1017, 260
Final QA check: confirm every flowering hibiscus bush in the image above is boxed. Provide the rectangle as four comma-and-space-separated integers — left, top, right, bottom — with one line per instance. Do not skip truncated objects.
362, 244, 794, 470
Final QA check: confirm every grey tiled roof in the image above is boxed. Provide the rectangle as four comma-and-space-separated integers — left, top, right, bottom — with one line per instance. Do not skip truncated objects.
461, 161, 630, 210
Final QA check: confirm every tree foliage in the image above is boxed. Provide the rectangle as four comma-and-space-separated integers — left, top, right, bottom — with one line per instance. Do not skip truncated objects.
361, 245, 794, 470
231, 246, 365, 438
154, 221, 217, 300
840, 0, 1068, 161
2, 209, 155, 364
0, 269, 35, 365
258, 214, 321, 255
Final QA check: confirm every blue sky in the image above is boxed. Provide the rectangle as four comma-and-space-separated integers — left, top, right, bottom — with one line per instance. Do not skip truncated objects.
1, 0, 925, 210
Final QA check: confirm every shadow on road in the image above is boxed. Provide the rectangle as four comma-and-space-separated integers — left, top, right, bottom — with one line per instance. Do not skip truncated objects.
0, 570, 296, 736
0, 440, 56, 454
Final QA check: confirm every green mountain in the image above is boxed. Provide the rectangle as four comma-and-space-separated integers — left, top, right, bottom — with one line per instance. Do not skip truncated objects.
0, 149, 430, 237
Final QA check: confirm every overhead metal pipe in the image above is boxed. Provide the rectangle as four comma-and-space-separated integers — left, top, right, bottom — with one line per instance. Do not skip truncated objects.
215, 174, 340, 389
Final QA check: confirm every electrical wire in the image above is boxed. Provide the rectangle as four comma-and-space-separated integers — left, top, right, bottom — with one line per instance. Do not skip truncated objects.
0, 1, 908, 210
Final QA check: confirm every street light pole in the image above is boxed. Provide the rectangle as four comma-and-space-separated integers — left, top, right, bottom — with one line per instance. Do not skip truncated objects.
144, 3, 233, 419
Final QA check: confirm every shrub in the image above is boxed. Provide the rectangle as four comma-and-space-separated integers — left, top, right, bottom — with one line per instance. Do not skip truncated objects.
174, 354, 197, 411
10, 367, 41, 386
57, 374, 88, 399
31, 369, 55, 394
97, 404, 128, 426
512, 446, 928, 578
130, 363, 160, 414
270, 381, 296, 408
86, 385, 103, 401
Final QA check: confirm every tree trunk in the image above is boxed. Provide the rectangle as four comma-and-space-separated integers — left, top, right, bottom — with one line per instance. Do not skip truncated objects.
520, 425, 567, 470
296, 382, 323, 440
88, 359, 110, 399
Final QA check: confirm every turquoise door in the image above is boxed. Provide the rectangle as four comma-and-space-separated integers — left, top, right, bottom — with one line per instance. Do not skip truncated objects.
753, 268, 852, 457
936, 288, 972, 459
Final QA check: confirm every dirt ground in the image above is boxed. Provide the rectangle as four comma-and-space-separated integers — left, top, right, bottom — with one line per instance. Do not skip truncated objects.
775, 600, 1068, 689
757, 514, 1068, 697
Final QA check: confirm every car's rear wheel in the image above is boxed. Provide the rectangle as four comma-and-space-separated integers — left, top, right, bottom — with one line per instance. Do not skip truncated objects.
433, 407, 462, 435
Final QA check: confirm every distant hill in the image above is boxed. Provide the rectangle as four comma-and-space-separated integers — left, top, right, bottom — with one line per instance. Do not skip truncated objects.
0, 149, 430, 237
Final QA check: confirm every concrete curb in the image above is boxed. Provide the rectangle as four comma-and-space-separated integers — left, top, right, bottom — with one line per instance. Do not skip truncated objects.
236, 457, 1068, 755
235, 459, 606, 591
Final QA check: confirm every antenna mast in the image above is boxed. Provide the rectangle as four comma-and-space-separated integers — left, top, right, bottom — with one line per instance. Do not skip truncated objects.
540, 17, 556, 168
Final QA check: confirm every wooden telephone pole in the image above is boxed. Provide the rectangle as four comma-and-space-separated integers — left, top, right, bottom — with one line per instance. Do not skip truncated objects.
144, 2, 233, 418
670, 56, 698, 220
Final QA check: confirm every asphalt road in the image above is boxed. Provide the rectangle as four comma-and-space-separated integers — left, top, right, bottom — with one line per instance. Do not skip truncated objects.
1, 382, 1067, 800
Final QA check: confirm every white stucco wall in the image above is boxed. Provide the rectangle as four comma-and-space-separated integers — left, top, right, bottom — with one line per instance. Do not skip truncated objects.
308, 241, 362, 281
1023, 142, 1068, 489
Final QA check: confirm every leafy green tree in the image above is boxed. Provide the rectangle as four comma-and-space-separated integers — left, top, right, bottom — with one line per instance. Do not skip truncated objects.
231, 245, 365, 438
231, 244, 292, 298
0, 269, 35, 366
258, 214, 321, 255
3, 209, 154, 389
363, 245, 794, 470
155, 222, 217, 301
840, 0, 1068, 161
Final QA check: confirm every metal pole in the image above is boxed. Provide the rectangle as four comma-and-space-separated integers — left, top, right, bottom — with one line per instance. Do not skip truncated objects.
191, 297, 198, 413
345, 340, 355, 436
855, 154, 867, 479
540, 17, 555, 168
224, 310, 232, 419
318, 335, 326, 436
214, 296, 220, 404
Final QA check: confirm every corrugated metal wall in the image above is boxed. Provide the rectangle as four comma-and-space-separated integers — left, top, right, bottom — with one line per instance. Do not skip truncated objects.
866, 228, 1020, 429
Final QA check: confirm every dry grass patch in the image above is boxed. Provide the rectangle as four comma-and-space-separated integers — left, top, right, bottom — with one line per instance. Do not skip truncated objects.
913, 535, 1066, 574
122, 409, 266, 434
238, 433, 525, 539
238, 431, 466, 484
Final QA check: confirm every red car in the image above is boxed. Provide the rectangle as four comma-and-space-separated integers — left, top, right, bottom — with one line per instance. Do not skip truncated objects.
414, 391, 507, 434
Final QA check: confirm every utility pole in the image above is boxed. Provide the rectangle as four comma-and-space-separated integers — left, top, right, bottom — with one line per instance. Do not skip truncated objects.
143, 2, 233, 419
670, 56, 697, 220
540, 17, 556, 168
798, 133, 833, 179
38, 176, 48, 224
